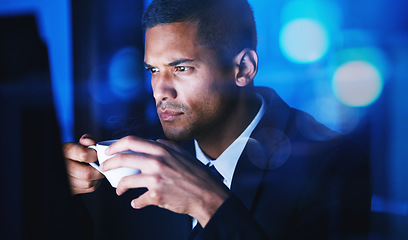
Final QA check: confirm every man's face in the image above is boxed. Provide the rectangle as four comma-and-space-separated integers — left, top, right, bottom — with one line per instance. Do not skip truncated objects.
144, 22, 238, 140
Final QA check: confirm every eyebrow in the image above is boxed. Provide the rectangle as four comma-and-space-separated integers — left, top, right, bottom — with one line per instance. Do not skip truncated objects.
167, 58, 195, 66
144, 58, 196, 69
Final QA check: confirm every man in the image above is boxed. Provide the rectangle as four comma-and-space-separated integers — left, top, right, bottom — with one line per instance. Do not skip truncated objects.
63, 0, 371, 239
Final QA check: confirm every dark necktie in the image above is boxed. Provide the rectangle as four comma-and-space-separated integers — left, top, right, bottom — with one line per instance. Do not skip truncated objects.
189, 163, 224, 239
206, 163, 224, 183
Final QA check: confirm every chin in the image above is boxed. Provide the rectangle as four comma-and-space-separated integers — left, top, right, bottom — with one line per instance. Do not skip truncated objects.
163, 128, 193, 141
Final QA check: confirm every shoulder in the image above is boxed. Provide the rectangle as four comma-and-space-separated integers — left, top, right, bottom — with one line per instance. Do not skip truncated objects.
253, 87, 368, 170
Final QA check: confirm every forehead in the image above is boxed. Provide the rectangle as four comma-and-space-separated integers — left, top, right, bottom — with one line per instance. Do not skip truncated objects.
144, 22, 204, 63
146, 21, 198, 42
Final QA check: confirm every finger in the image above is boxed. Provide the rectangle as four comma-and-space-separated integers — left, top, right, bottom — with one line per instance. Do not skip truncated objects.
101, 152, 161, 174
63, 142, 97, 163
79, 134, 96, 146
130, 184, 169, 209
69, 176, 100, 190
115, 173, 152, 196
71, 188, 95, 195
106, 136, 162, 156
66, 158, 104, 180
131, 192, 152, 209
118, 174, 168, 209
70, 179, 101, 195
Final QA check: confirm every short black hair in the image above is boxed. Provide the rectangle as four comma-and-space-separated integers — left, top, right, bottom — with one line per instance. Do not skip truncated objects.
142, 0, 257, 68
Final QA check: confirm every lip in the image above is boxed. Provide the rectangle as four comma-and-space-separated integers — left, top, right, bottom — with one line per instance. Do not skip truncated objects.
158, 108, 183, 122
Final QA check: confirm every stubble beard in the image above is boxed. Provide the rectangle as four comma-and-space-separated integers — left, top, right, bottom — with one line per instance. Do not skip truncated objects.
161, 122, 195, 141
161, 102, 233, 143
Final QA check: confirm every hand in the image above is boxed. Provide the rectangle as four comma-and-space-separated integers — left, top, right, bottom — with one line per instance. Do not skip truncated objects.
101, 136, 230, 227
63, 134, 104, 195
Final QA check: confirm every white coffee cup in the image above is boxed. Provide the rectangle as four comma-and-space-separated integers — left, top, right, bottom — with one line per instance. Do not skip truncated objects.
88, 140, 141, 188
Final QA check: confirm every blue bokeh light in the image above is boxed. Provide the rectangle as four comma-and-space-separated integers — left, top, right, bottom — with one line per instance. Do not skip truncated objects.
332, 60, 383, 107
88, 64, 116, 105
280, 0, 342, 29
108, 46, 143, 100
333, 46, 390, 81
278, 0, 342, 64
279, 19, 329, 63
331, 46, 388, 107
88, 47, 144, 104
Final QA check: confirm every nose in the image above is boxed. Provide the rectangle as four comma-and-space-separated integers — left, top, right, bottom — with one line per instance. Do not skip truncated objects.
152, 71, 177, 102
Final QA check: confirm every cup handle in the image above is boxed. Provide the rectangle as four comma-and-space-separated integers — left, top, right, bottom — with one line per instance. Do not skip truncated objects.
88, 145, 102, 173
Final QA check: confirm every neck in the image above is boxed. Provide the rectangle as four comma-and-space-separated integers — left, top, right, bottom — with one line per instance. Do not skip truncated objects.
196, 89, 261, 159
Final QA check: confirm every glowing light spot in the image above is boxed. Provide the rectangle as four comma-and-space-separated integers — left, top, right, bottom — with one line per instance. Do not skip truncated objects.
279, 19, 329, 63
332, 61, 383, 107
88, 65, 115, 104
108, 47, 143, 100
246, 129, 291, 170
299, 95, 361, 135
334, 46, 390, 81
281, 0, 342, 30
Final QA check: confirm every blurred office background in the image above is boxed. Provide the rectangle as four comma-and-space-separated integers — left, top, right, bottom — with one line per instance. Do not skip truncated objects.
0, 0, 407, 239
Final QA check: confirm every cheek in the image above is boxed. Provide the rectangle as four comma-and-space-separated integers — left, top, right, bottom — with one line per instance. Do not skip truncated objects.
179, 73, 235, 118
189, 91, 225, 122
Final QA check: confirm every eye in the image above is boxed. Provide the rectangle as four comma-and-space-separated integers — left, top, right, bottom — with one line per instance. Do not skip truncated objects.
148, 67, 159, 75
174, 66, 192, 72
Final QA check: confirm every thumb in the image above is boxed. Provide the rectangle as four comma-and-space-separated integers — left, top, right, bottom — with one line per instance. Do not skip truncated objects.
79, 134, 96, 147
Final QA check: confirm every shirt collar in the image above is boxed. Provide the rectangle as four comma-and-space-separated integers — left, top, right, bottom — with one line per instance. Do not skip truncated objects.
195, 94, 266, 189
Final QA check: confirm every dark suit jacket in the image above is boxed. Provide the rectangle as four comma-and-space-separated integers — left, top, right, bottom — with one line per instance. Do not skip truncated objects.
77, 87, 370, 240
190, 87, 371, 239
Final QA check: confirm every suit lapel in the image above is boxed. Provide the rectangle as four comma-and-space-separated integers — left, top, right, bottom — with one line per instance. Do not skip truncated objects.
230, 87, 293, 211
230, 145, 266, 211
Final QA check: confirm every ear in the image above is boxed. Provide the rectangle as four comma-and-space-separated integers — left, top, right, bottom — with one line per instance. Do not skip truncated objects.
234, 49, 258, 87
